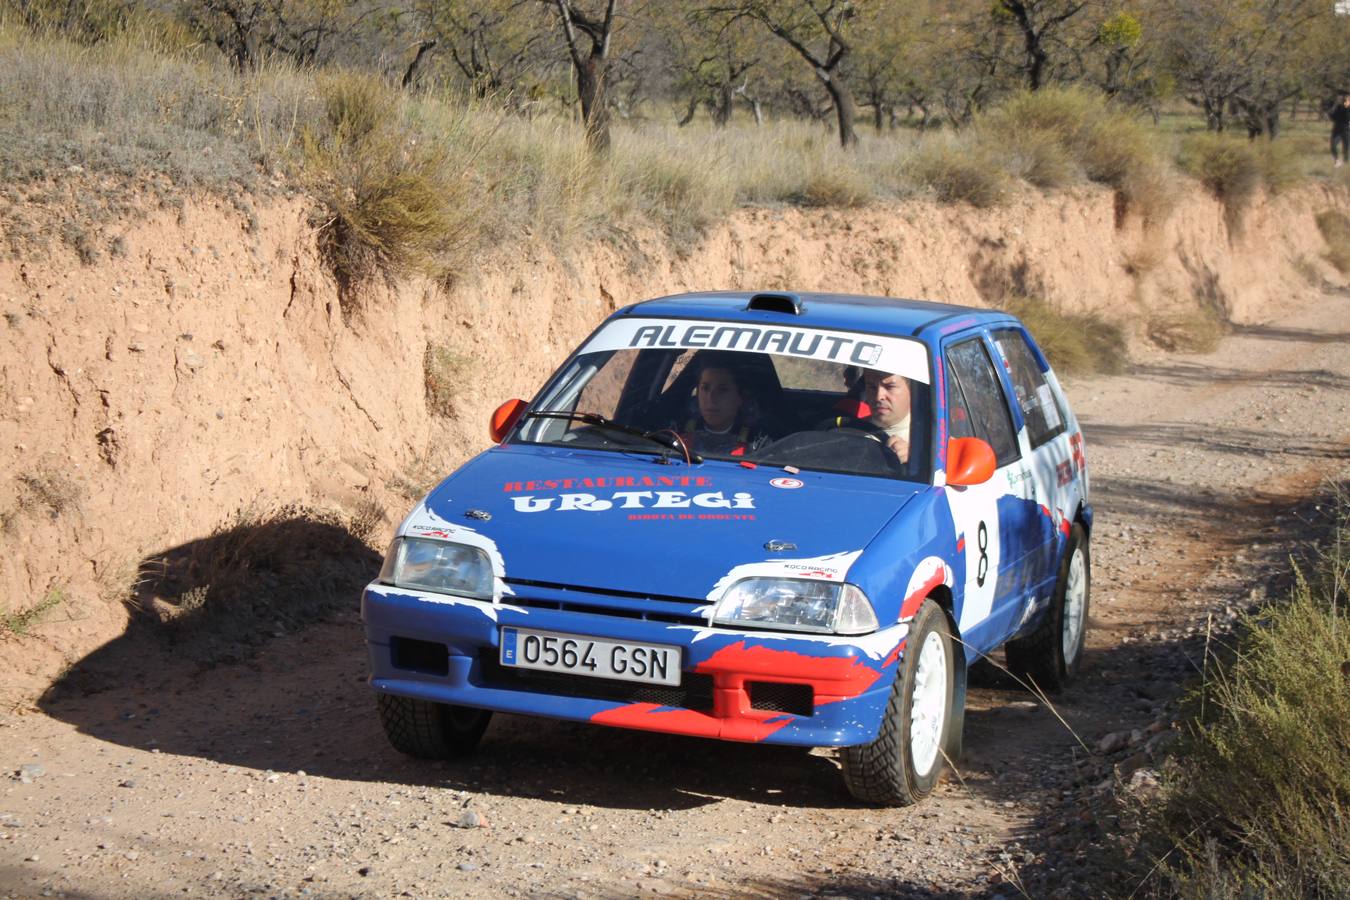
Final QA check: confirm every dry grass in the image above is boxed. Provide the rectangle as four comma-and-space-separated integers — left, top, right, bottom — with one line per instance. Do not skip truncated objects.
1000, 296, 1129, 375
911, 134, 1010, 208
1141, 492, 1350, 897
1178, 133, 1265, 226
14, 466, 80, 521
1315, 210, 1350, 274
423, 341, 469, 418
1146, 306, 1228, 353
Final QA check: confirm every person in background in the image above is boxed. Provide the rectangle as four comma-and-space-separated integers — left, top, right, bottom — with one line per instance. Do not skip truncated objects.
1331, 95, 1350, 168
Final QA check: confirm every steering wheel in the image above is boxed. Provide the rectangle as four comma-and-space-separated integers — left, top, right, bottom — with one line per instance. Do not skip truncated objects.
820, 423, 908, 476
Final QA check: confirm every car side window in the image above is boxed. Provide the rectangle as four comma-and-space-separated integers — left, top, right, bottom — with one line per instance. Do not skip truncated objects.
992, 329, 1065, 448
945, 338, 1020, 466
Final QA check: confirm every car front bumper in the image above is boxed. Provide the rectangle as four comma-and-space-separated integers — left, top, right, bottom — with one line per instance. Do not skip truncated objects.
362, 583, 907, 747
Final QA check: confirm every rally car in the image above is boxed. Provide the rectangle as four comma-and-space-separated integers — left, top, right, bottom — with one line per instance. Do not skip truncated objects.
362, 291, 1091, 805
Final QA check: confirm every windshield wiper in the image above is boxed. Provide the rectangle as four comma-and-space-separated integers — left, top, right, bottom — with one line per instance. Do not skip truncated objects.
524, 410, 703, 463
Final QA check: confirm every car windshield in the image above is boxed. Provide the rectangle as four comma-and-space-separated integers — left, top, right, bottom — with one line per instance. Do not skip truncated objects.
513, 317, 934, 483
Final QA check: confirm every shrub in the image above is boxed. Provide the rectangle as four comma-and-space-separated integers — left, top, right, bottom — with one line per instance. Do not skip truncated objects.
1179, 133, 1263, 219
1315, 210, 1350, 274
911, 136, 1010, 208
799, 171, 871, 208
1147, 496, 1350, 897
1000, 296, 1128, 375
304, 73, 481, 292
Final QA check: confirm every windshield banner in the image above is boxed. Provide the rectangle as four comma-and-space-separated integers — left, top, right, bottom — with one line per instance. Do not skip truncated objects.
580, 317, 931, 384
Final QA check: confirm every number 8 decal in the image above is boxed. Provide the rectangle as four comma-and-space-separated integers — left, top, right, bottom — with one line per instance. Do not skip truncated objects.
976, 520, 989, 587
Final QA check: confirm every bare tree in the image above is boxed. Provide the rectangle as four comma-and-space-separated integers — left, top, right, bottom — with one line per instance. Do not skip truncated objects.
549, 0, 617, 152
708, 0, 862, 147
998, 0, 1089, 90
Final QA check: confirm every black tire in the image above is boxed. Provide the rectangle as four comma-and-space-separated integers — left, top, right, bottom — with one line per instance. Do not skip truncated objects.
841, 600, 956, 806
376, 692, 491, 758
1005, 523, 1090, 692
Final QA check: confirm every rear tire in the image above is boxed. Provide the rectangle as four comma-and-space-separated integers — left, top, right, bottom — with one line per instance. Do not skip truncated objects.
376, 693, 491, 758
841, 600, 955, 806
1006, 523, 1090, 692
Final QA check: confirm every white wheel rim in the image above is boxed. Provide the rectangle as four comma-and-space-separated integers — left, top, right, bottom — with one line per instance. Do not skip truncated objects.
1062, 547, 1086, 665
909, 631, 948, 777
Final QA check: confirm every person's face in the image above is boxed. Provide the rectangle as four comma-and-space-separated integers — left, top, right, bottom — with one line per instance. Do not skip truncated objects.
863, 371, 911, 428
1343, 96, 1350, 107
697, 367, 742, 431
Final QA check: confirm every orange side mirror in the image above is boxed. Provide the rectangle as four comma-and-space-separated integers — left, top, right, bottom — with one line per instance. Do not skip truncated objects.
490, 399, 528, 443
946, 437, 996, 486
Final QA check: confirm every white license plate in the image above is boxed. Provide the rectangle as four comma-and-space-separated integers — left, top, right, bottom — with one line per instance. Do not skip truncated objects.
499, 627, 682, 686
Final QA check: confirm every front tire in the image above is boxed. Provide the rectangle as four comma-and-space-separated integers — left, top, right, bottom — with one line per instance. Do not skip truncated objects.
376, 693, 491, 758
1005, 523, 1090, 692
841, 600, 956, 806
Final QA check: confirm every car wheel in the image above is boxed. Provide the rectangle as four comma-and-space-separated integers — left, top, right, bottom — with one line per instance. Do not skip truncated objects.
376, 693, 491, 758
841, 599, 955, 806
1006, 523, 1090, 692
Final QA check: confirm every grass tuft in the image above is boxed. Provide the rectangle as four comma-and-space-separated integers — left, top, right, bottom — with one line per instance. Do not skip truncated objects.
15, 466, 80, 520
1315, 210, 1350, 274
912, 135, 1009, 208
304, 73, 481, 295
423, 341, 468, 418
1143, 492, 1350, 897
1000, 296, 1128, 375
2, 587, 65, 637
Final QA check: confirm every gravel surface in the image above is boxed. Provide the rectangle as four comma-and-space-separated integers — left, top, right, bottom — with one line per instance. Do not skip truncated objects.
2, 290, 1347, 900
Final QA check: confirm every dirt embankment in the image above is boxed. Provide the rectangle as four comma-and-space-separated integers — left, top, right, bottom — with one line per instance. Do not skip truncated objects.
0, 180, 1343, 701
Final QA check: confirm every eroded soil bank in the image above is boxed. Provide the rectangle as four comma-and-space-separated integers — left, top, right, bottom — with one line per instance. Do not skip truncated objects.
0, 181, 1344, 702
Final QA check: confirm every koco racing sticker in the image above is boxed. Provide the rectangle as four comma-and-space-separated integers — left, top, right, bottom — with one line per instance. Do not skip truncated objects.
579, 317, 931, 384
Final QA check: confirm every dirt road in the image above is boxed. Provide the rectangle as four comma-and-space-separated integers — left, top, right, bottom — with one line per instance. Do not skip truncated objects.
2, 288, 1348, 900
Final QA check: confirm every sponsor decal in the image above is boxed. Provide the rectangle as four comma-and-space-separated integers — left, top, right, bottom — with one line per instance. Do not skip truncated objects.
503, 475, 712, 492
769, 477, 803, 490
510, 490, 755, 513
1069, 431, 1086, 473
1055, 459, 1074, 486
579, 317, 932, 384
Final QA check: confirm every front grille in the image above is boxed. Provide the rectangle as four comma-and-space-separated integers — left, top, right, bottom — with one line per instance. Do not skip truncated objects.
503, 578, 708, 626
478, 652, 715, 711
747, 681, 814, 716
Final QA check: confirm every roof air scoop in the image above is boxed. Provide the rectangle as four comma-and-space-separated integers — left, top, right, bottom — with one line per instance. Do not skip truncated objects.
746, 293, 803, 315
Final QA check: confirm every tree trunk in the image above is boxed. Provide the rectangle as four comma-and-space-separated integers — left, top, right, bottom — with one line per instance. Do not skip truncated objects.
818, 69, 858, 148
713, 84, 732, 127
676, 95, 698, 127
402, 40, 437, 89
575, 56, 610, 153
750, 98, 763, 126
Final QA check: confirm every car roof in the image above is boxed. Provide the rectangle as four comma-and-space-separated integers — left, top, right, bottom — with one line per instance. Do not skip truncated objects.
615, 291, 1018, 340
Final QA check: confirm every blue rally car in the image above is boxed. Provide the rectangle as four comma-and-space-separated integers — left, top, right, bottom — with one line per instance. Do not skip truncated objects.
363, 291, 1091, 805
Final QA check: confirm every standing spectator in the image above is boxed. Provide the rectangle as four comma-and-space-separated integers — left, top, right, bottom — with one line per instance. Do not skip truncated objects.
1331, 95, 1350, 168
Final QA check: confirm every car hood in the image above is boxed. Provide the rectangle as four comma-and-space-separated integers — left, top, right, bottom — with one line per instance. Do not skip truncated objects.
403, 445, 926, 601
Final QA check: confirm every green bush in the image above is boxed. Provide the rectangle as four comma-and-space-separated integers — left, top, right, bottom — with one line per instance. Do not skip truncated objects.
1148, 497, 1350, 897
1000, 296, 1128, 375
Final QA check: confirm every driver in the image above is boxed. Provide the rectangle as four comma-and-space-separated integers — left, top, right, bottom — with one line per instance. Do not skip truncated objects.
679, 357, 767, 456
861, 370, 911, 463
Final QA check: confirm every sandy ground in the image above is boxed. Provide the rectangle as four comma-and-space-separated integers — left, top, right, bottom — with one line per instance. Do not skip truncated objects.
1, 287, 1348, 900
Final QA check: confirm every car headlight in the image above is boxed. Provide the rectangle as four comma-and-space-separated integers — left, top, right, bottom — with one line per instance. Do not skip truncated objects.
712, 578, 879, 635
379, 537, 493, 599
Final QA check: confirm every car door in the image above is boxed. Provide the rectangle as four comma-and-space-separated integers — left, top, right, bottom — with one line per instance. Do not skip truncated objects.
991, 327, 1078, 606
942, 334, 1036, 652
